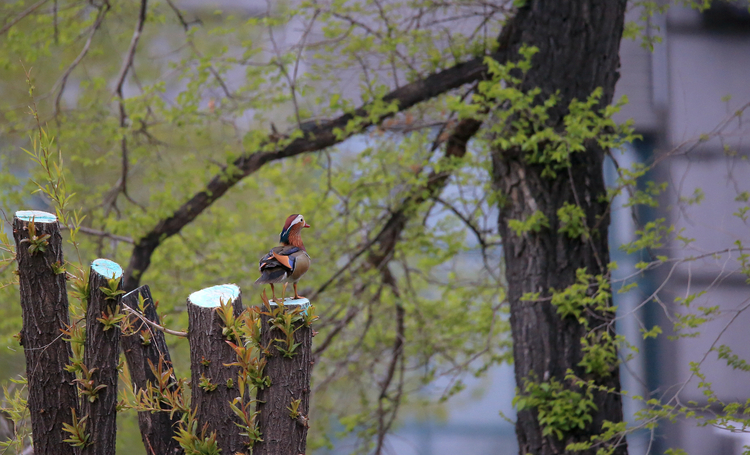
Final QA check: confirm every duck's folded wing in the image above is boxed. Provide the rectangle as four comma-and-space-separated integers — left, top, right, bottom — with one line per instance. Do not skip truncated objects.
258, 246, 301, 272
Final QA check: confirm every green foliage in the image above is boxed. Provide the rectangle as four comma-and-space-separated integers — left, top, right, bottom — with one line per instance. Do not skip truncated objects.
18, 220, 50, 255
621, 218, 674, 254
557, 202, 588, 239
51, 260, 66, 275
62, 408, 90, 448
288, 398, 302, 419
514, 377, 597, 440
70, 269, 91, 310
714, 344, 750, 372
99, 276, 125, 301
225, 338, 270, 393
464, 48, 638, 179
0, 378, 30, 453
579, 331, 619, 378
61, 321, 86, 374
75, 364, 107, 403
215, 297, 241, 343
229, 397, 262, 448
197, 374, 217, 393
261, 297, 305, 359
508, 210, 549, 237
550, 268, 613, 323
174, 412, 222, 455
96, 306, 127, 332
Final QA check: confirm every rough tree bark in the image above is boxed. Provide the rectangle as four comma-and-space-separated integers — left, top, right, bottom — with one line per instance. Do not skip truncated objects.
489, 1, 628, 454
121, 285, 183, 455
254, 299, 313, 455
187, 284, 244, 454
82, 259, 124, 455
12, 210, 78, 455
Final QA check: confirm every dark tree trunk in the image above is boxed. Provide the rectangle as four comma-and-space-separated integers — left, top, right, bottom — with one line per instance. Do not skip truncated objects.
12, 211, 79, 455
187, 285, 244, 454
121, 285, 183, 455
81, 259, 124, 455
489, 2, 628, 454
254, 301, 313, 455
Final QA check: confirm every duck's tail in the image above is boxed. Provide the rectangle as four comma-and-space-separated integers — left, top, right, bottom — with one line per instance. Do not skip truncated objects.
255, 268, 288, 284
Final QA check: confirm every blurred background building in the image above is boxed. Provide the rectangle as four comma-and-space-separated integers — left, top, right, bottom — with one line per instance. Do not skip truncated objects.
382, 3, 750, 455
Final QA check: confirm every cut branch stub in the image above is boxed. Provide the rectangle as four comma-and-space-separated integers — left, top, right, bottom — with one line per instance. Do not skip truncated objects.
187, 284, 245, 454
121, 285, 183, 455
255, 297, 313, 455
82, 259, 124, 455
12, 210, 79, 455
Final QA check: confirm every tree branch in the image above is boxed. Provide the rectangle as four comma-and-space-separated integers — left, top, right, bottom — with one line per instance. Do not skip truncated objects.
61, 225, 134, 244
0, 0, 49, 37
122, 19, 514, 290
121, 305, 187, 338
103, 0, 147, 216
53, 3, 110, 116
112, 0, 148, 98
310, 116, 483, 367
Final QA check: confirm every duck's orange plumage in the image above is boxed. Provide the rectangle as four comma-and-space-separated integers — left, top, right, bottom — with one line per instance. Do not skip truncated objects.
255, 214, 311, 301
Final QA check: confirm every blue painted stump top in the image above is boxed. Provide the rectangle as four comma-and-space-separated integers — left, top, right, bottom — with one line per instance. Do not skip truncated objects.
91, 259, 123, 279
15, 210, 57, 223
267, 297, 311, 315
189, 284, 240, 308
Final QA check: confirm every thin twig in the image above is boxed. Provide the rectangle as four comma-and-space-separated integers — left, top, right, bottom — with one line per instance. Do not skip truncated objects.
61, 225, 134, 244
105, 0, 147, 214
53, 3, 110, 116
112, 0, 148, 98
0, 0, 50, 36
122, 305, 187, 338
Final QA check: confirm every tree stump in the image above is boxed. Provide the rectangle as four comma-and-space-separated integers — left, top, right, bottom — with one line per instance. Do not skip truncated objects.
81, 259, 124, 455
255, 297, 313, 455
12, 210, 79, 455
121, 285, 183, 455
187, 284, 245, 454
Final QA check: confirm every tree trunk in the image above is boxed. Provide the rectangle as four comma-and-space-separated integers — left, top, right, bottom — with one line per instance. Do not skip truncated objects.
81, 259, 124, 455
12, 211, 79, 455
254, 299, 313, 455
121, 285, 183, 455
187, 284, 245, 454
489, 2, 628, 454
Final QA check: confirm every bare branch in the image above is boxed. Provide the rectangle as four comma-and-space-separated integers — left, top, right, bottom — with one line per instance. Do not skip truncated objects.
61, 225, 134, 244
53, 3, 110, 116
0, 0, 49, 37
112, 0, 148, 98
122, 16, 517, 290
121, 305, 187, 338
104, 0, 147, 216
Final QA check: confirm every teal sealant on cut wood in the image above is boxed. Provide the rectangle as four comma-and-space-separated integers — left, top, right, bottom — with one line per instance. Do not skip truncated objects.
189, 284, 241, 308
267, 297, 311, 315
91, 259, 123, 279
15, 210, 57, 223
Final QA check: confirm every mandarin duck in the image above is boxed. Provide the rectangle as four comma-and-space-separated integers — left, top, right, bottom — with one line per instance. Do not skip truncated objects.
255, 214, 311, 301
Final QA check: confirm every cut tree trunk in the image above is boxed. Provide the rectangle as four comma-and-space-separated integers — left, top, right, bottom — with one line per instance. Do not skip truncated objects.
187, 284, 244, 454
82, 259, 124, 455
121, 285, 183, 455
12, 210, 79, 455
254, 298, 313, 455
489, 2, 628, 455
